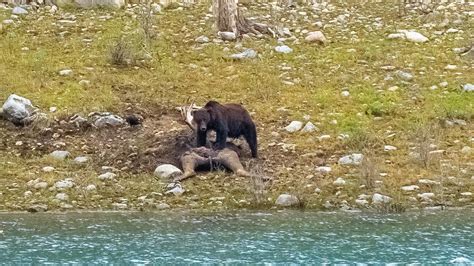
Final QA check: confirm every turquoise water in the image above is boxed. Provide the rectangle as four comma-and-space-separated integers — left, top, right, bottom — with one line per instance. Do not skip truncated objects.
0, 210, 473, 264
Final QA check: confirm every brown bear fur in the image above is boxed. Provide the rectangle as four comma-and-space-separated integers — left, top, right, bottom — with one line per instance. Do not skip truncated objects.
192, 101, 258, 158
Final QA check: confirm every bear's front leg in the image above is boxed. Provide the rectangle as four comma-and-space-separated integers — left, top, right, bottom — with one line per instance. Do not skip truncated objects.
196, 130, 207, 147
214, 128, 228, 150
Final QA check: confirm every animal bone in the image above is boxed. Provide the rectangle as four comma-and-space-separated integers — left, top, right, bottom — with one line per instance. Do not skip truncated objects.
176, 101, 201, 131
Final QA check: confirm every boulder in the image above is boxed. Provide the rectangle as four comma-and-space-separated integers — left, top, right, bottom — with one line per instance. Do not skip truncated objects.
1, 94, 37, 125
275, 194, 300, 207
154, 164, 182, 180
305, 31, 326, 44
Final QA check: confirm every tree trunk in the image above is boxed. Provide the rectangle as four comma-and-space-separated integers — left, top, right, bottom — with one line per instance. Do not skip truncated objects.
213, 0, 274, 38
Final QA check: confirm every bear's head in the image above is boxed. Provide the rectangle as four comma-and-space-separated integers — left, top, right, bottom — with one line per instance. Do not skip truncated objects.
192, 109, 211, 132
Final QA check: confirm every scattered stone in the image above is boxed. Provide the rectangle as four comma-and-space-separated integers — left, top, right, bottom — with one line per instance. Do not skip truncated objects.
74, 156, 88, 164
462, 83, 474, 92
275, 45, 293, 54
195, 35, 209, 43
372, 193, 392, 204
401, 185, 419, 191
418, 179, 441, 185
230, 49, 257, 60
42, 166, 55, 172
338, 153, 363, 165
439, 81, 448, 88
98, 172, 116, 180
318, 135, 331, 141
151, 3, 161, 13
34, 182, 48, 189
461, 146, 472, 154
314, 188, 321, 193
333, 177, 346, 186
387, 33, 405, 40
24, 191, 32, 198
218, 31, 236, 41
355, 199, 369, 206
27, 204, 48, 213
157, 203, 170, 209
55, 193, 69, 201
341, 91, 350, 97
384, 145, 397, 151
12, 6, 28, 15
460, 192, 472, 197
418, 193, 435, 201
85, 184, 96, 191
49, 150, 70, 160
112, 203, 128, 210
165, 183, 185, 196
404, 31, 429, 43
305, 31, 327, 44
1, 94, 37, 125
79, 80, 91, 87
444, 64, 457, 70
315, 166, 332, 174
284, 121, 303, 133
301, 122, 318, 133
59, 69, 73, 76
275, 194, 300, 207
54, 179, 74, 189
94, 114, 124, 127
154, 164, 182, 180
396, 70, 414, 81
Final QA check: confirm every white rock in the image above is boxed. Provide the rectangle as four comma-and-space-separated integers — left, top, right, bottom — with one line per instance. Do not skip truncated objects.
218, 31, 236, 41
94, 115, 124, 127
98, 172, 116, 180
462, 83, 474, 92
418, 179, 441, 185
461, 146, 472, 154
301, 122, 318, 133
54, 179, 74, 189
401, 185, 419, 191
305, 31, 327, 44
12, 7, 28, 15
195, 35, 209, 43
50, 150, 70, 160
34, 182, 48, 189
1, 94, 37, 125
50, 5, 58, 13
341, 91, 350, 97
59, 69, 73, 76
384, 145, 397, 151
79, 80, 90, 87
404, 31, 429, 43
372, 193, 392, 204
444, 64, 457, 70
339, 153, 364, 165
439, 81, 448, 88
275, 45, 293, 54
396, 70, 414, 81
355, 199, 368, 206
275, 194, 299, 207
154, 164, 182, 180
314, 188, 321, 193
55, 193, 69, 201
151, 3, 161, 13
460, 192, 472, 197
333, 177, 346, 186
316, 166, 331, 173
157, 203, 170, 209
74, 156, 88, 164
85, 184, 96, 191
418, 192, 435, 200
42, 166, 55, 172
446, 28, 459, 33
24, 191, 32, 197
230, 49, 257, 60
284, 121, 303, 133
112, 203, 127, 209
318, 135, 331, 141
165, 183, 185, 196
387, 33, 405, 39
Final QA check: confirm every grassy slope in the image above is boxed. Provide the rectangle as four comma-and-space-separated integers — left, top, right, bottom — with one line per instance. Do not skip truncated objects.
0, 1, 473, 211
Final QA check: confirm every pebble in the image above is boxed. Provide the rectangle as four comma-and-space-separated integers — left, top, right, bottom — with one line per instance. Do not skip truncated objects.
338, 153, 364, 165
384, 145, 397, 151
27, 204, 48, 213
355, 199, 368, 206
94, 115, 124, 127
230, 49, 257, 60
112, 203, 128, 210
42, 166, 55, 172
59, 69, 73, 76
461, 146, 472, 154
55, 193, 69, 201
284, 121, 303, 133
401, 185, 419, 191
218, 31, 236, 41
195, 35, 209, 43
34, 182, 48, 189
49, 150, 70, 160
54, 179, 74, 189
12, 6, 28, 15
341, 91, 350, 97
444, 64, 457, 70
462, 84, 474, 92
74, 156, 89, 164
85, 184, 97, 191
157, 203, 170, 209
460, 192, 472, 197
396, 70, 414, 81
305, 31, 327, 44
372, 193, 392, 204
79, 80, 91, 87
418, 193, 435, 200
404, 31, 429, 43
301, 122, 318, 133
275, 194, 300, 207
333, 177, 346, 186
275, 45, 293, 54
418, 179, 441, 185
98, 172, 116, 180
315, 166, 332, 174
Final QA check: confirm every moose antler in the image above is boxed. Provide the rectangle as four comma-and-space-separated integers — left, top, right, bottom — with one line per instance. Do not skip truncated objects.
177, 100, 201, 131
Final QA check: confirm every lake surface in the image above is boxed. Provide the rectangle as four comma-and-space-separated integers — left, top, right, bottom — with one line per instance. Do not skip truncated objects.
1, 210, 473, 264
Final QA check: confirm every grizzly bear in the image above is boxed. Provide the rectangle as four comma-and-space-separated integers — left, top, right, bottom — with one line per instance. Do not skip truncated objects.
192, 101, 258, 158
